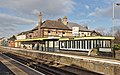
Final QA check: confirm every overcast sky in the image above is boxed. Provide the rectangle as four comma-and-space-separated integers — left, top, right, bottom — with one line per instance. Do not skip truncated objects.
0, 0, 120, 37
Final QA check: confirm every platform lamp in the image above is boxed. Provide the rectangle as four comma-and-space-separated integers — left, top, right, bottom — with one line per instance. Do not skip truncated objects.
112, 3, 120, 58
112, 3, 120, 37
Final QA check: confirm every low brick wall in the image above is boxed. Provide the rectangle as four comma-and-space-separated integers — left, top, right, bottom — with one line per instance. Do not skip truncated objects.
1, 47, 120, 75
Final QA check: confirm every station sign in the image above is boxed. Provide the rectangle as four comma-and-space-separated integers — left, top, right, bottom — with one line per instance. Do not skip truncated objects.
72, 27, 79, 36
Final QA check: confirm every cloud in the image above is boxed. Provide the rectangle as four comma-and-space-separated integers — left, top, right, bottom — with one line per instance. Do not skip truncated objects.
0, 0, 76, 37
88, 5, 120, 19
85, 5, 90, 9
0, 13, 36, 24
88, 4, 120, 28
0, 13, 36, 37
0, 0, 75, 16
116, 0, 120, 3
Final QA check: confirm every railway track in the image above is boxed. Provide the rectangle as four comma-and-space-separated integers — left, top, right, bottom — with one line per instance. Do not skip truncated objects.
2, 53, 78, 75
2, 52, 103, 75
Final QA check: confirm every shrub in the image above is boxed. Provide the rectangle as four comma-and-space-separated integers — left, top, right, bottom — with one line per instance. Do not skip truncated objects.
114, 44, 120, 50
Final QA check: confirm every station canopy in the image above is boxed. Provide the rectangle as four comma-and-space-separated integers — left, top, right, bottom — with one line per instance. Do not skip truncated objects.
15, 37, 60, 42
15, 36, 115, 42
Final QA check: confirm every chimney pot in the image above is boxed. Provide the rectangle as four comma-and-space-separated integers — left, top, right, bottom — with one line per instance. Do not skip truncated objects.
63, 16, 68, 25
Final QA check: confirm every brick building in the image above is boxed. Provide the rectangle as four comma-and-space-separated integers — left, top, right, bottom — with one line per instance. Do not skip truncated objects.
17, 12, 98, 40
15, 12, 101, 49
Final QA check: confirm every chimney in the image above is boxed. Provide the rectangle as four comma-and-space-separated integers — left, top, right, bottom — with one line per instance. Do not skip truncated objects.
38, 12, 42, 25
63, 16, 68, 25
38, 12, 43, 38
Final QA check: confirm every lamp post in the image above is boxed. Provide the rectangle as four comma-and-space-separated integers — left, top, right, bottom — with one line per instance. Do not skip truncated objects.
112, 3, 120, 37
112, 3, 115, 37
112, 3, 120, 58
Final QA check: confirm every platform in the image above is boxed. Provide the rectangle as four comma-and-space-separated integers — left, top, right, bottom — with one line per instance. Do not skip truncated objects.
1, 47, 120, 75
0, 53, 44, 75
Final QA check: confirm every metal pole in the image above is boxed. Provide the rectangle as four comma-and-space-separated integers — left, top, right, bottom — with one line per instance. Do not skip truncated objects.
112, 3, 120, 58
112, 3, 115, 58
112, 3, 115, 37
113, 3, 120, 36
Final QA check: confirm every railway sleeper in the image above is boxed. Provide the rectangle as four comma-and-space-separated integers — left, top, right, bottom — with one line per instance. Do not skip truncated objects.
33, 64, 71, 75
29, 64, 51, 75
3, 53, 32, 65
37, 63, 78, 75
31, 64, 60, 75
2, 52, 101, 75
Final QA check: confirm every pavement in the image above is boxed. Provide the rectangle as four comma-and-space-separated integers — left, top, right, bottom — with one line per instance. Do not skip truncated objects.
0, 61, 15, 75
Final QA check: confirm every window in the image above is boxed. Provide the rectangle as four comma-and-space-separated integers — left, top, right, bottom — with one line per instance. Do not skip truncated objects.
48, 31, 50, 33
72, 41, 75, 48
83, 40, 85, 49
29, 35, 32, 38
75, 41, 77, 48
81, 40, 84, 49
61, 41, 64, 48
87, 33, 89, 36
64, 41, 67, 48
82, 33, 84, 36
93, 40, 97, 48
68, 41, 71, 48
56, 32, 58, 35
86, 40, 88, 49
79, 41, 81, 49
105, 40, 111, 47
62, 32, 65, 36
77, 40, 79, 49
88, 40, 91, 49
48, 31, 51, 35
62, 32, 65, 34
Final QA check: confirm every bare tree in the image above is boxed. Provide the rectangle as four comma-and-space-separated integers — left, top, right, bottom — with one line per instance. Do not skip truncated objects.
95, 27, 112, 36
114, 26, 120, 44
95, 26, 120, 44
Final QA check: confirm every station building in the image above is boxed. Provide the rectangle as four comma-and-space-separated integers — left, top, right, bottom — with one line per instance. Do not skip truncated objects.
15, 12, 101, 51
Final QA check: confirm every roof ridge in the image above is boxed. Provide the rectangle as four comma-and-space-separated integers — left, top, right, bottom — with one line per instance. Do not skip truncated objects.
45, 20, 62, 22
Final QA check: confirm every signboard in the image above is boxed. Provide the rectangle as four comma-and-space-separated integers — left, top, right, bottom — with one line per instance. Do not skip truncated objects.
17, 35, 26, 40
48, 36, 54, 39
72, 27, 79, 36
99, 48, 112, 52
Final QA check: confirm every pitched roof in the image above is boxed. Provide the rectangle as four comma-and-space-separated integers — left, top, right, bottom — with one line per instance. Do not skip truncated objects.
17, 30, 33, 36
32, 20, 70, 30
32, 26, 38, 30
31, 19, 93, 32
66, 22, 91, 31
41, 20, 69, 29
91, 31, 102, 36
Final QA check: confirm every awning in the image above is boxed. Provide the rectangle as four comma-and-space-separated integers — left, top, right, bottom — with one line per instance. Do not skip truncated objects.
59, 38, 69, 41
74, 36, 115, 40
15, 36, 115, 42
15, 38, 47, 42
15, 37, 60, 42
